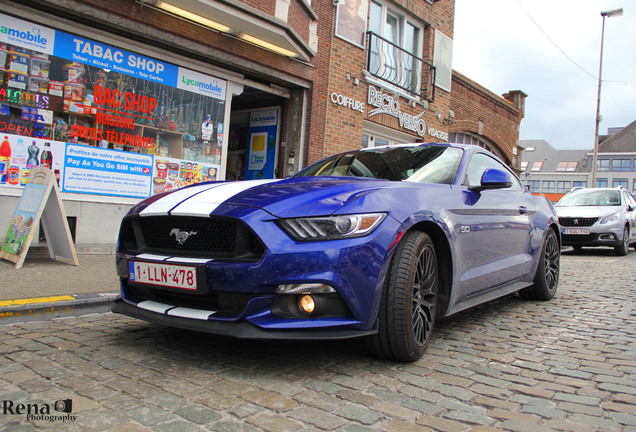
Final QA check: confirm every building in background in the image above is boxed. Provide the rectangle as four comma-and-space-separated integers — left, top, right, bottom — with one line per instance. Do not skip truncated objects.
520, 120, 636, 202
0, 0, 527, 247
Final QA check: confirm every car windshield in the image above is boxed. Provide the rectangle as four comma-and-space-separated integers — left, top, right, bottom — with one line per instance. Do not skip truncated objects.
296, 145, 463, 184
557, 190, 622, 207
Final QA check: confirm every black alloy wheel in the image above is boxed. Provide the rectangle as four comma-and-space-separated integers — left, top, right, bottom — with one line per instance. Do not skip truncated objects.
520, 228, 560, 301
367, 231, 438, 362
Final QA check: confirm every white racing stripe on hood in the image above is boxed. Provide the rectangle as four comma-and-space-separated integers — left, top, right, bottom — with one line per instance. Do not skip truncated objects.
140, 183, 223, 217
169, 179, 279, 216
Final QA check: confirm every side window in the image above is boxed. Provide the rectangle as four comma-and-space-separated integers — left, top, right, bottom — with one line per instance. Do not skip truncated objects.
463, 153, 522, 190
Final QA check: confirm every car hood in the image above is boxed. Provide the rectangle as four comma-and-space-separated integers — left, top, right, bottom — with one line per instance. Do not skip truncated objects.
135, 177, 401, 218
555, 206, 621, 218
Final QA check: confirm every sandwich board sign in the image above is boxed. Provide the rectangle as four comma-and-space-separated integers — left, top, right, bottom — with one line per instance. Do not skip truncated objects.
0, 167, 78, 269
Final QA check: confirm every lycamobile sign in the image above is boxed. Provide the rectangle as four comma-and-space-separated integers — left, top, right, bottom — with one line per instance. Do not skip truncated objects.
0, 15, 55, 53
178, 68, 226, 100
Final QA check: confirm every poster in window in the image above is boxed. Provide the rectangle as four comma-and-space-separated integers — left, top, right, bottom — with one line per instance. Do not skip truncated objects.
434, 30, 453, 92
335, 0, 369, 48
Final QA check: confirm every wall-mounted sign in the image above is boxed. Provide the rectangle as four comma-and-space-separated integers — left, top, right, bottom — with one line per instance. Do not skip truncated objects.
367, 86, 449, 141
427, 127, 449, 142
367, 86, 426, 137
330, 92, 364, 113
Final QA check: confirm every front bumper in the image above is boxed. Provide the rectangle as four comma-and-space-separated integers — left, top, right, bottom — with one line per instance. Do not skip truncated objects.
114, 207, 401, 337
111, 297, 376, 339
561, 226, 624, 247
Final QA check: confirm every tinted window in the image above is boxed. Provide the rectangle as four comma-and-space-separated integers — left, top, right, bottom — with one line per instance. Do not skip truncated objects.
297, 146, 463, 184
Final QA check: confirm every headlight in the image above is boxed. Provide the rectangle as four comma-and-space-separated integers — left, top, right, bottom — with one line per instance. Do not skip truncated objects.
600, 213, 620, 224
277, 213, 386, 241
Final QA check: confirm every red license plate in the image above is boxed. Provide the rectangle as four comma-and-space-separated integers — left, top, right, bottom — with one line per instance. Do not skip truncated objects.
129, 261, 197, 290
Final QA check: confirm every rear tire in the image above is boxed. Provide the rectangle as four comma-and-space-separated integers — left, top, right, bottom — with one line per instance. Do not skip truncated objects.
614, 227, 630, 256
519, 228, 560, 301
367, 231, 438, 362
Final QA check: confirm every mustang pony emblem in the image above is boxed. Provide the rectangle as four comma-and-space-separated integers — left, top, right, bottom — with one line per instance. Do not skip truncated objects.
170, 228, 198, 245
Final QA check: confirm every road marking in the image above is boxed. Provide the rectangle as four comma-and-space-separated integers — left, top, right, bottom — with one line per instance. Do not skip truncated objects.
0, 295, 75, 307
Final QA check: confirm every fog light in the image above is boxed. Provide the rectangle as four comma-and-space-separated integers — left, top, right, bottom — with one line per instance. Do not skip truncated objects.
299, 295, 316, 314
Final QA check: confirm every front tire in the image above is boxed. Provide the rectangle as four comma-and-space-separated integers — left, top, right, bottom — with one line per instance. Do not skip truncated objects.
614, 227, 630, 256
367, 231, 438, 362
519, 228, 559, 300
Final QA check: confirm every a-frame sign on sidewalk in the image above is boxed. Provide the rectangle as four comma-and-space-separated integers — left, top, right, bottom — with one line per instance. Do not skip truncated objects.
0, 167, 78, 269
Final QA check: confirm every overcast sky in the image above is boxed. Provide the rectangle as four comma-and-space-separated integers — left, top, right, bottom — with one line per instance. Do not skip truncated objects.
452, 0, 636, 149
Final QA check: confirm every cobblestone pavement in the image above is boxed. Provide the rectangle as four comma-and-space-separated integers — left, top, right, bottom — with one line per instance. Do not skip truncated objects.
1, 249, 635, 432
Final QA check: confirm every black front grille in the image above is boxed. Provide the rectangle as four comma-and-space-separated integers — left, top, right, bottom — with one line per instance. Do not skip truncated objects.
127, 284, 255, 315
120, 215, 265, 261
559, 217, 598, 227
562, 234, 596, 243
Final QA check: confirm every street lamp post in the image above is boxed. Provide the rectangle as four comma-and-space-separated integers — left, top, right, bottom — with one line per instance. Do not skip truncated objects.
591, 7, 623, 187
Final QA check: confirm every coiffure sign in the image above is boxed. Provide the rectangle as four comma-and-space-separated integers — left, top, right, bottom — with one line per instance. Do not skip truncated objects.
330, 92, 364, 113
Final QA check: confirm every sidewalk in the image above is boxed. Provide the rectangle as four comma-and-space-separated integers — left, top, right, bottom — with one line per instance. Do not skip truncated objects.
0, 246, 119, 324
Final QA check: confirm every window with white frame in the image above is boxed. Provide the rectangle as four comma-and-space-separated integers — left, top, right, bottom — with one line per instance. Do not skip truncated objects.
596, 178, 608, 188
557, 181, 571, 194
542, 180, 555, 193
556, 161, 578, 172
612, 159, 631, 172
368, 1, 423, 95
527, 180, 540, 192
613, 178, 628, 188
598, 159, 610, 172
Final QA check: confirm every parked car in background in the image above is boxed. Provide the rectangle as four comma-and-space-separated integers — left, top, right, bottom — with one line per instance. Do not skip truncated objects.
556, 187, 636, 256
113, 143, 561, 361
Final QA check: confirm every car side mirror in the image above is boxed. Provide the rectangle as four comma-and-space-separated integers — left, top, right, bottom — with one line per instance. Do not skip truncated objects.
469, 168, 513, 192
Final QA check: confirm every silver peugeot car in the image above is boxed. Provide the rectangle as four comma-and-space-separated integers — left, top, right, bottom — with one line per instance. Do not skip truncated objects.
556, 187, 636, 256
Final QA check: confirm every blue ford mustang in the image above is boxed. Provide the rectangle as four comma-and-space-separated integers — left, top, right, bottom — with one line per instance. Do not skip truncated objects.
113, 143, 560, 361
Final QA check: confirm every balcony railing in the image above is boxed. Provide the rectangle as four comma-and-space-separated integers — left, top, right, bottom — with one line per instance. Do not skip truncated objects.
366, 32, 436, 102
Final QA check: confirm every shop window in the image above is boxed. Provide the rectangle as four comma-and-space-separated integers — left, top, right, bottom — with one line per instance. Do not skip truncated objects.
0, 16, 227, 199
573, 181, 587, 188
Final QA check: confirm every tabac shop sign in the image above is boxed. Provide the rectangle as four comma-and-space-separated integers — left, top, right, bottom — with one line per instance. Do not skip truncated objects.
367, 86, 449, 141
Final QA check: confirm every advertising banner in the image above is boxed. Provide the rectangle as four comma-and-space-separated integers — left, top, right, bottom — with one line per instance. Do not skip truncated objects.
63, 144, 153, 198
151, 156, 218, 195
245, 108, 279, 180
0, 136, 64, 189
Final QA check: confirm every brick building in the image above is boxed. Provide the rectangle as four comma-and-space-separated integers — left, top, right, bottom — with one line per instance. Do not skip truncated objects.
0, 0, 526, 246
